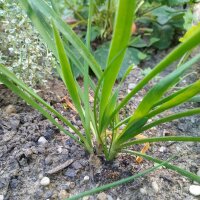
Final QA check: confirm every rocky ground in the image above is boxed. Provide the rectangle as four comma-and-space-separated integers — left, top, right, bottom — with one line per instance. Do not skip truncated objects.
0, 65, 200, 200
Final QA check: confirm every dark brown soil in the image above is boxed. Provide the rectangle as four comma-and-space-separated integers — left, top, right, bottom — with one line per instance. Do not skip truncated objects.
0, 66, 200, 200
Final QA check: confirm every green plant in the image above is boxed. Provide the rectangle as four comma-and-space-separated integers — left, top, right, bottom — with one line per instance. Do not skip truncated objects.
1, 0, 200, 198
0, 0, 57, 86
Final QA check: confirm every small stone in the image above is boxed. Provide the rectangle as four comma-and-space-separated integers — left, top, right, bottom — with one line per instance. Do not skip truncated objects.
69, 182, 75, 189
83, 176, 90, 182
44, 190, 53, 198
159, 146, 167, 153
5, 105, 16, 115
97, 192, 108, 200
107, 195, 113, 200
57, 146, 63, 153
82, 197, 90, 200
34, 189, 43, 199
0, 195, 4, 200
140, 187, 147, 194
58, 190, 70, 199
38, 136, 48, 145
72, 161, 82, 170
45, 156, 53, 165
40, 177, 50, 186
128, 83, 136, 90
152, 181, 159, 193
10, 178, 19, 189
189, 185, 200, 196
64, 168, 76, 178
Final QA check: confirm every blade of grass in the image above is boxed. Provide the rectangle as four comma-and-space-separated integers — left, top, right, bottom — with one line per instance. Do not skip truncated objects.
140, 108, 200, 132
99, 0, 136, 122
122, 136, 200, 148
147, 80, 200, 118
124, 150, 200, 184
52, 22, 85, 123
127, 53, 200, 125
83, 0, 94, 147
67, 156, 175, 200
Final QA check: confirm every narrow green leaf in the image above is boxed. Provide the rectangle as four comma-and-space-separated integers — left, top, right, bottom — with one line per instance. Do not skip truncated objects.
125, 150, 200, 184
141, 108, 200, 132
122, 136, 200, 148
128, 53, 200, 124
148, 80, 200, 118
67, 156, 174, 200
99, 0, 136, 121
52, 22, 84, 121
111, 23, 200, 122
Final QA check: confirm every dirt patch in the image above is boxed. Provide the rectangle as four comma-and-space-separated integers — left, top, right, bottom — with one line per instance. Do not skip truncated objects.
0, 67, 200, 200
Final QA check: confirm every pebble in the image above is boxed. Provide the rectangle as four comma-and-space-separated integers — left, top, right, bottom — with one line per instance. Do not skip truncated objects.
38, 136, 48, 145
83, 175, 90, 182
58, 190, 70, 199
159, 146, 167, 153
128, 83, 136, 90
152, 181, 159, 193
44, 190, 53, 198
40, 177, 50, 186
0, 195, 4, 200
45, 156, 53, 165
189, 185, 200, 196
72, 161, 82, 170
4, 105, 16, 115
82, 197, 90, 200
97, 192, 108, 200
64, 168, 76, 178
140, 187, 147, 194
10, 178, 19, 189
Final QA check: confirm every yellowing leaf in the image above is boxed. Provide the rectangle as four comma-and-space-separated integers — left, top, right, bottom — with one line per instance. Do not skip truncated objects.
180, 23, 200, 42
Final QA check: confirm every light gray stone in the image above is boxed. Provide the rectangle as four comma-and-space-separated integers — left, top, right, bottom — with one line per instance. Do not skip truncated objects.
40, 177, 50, 186
152, 181, 159, 193
189, 185, 200, 196
38, 136, 48, 145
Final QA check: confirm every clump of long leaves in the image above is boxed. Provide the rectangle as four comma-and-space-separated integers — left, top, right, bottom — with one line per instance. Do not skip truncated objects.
1, 0, 200, 198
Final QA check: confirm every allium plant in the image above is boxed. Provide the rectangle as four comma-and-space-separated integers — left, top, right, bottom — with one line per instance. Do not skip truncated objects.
0, 0, 200, 198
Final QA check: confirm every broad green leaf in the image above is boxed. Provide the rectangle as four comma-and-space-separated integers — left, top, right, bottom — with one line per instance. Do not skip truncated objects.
94, 43, 146, 78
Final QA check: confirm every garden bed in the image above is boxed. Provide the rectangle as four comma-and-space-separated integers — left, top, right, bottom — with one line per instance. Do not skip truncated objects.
0, 67, 199, 200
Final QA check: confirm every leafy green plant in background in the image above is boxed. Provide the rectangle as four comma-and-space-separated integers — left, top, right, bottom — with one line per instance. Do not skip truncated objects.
1, 0, 200, 198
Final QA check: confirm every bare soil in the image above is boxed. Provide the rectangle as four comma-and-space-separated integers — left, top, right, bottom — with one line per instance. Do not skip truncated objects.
0, 65, 200, 200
